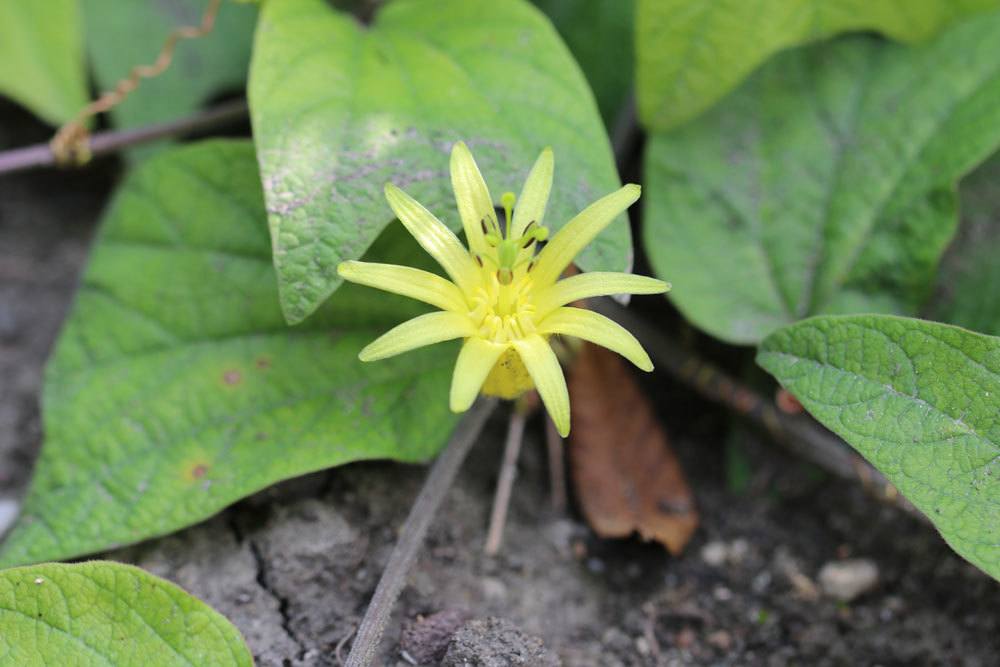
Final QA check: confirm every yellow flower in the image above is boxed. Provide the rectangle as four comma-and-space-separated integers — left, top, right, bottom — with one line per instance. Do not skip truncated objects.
338, 142, 669, 436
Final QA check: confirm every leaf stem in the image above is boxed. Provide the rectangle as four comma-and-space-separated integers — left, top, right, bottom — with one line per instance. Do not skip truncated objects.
0, 99, 248, 177
344, 398, 497, 667
593, 298, 925, 522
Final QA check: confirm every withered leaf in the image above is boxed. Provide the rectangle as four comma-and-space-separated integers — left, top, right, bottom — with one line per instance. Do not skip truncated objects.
568, 341, 698, 554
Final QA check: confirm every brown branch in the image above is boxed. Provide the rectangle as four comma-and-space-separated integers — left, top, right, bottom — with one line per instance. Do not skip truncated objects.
0, 99, 248, 177
592, 298, 924, 521
344, 398, 498, 667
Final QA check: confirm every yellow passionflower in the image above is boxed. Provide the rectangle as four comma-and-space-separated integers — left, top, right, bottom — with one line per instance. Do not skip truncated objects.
337, 142, 669, 436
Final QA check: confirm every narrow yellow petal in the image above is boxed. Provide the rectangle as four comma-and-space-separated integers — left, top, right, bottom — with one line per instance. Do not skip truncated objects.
531, 184, 641, 287
533, 272, 670, 316
384, 183, 478, 293
450, 141, 494, 256
338, 261, 468, 313
538, 307, 653, 372
511, 334, 570, 437
359, 311, 475, 362
511, 147, 554, 238
450, 338, 509, 412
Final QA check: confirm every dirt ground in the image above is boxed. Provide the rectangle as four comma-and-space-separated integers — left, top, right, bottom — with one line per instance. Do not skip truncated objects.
1, 100, 998, 666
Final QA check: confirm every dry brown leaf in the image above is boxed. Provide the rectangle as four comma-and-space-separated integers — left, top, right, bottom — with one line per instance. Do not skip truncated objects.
568, 341, 698, 554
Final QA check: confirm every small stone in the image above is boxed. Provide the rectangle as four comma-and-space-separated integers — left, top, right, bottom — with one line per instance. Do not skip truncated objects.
442, 617, 559, 667
401, 609, 471, 665
0, 499, 19, 537
818, 558, 879, 602
728, 538, 750, 564
674, 626, 696, 649
712, 585, 733, 601
700, 541, 727, 567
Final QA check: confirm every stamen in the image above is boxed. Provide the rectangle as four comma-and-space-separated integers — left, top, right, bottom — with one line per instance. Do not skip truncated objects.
480, 217, 488, 235
474, 254, 483, 267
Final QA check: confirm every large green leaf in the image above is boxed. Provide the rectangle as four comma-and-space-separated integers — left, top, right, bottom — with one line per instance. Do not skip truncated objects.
533, 0, 634, 126
644, 13, 1000, 345
0, 0, 88, 125
0, 561, 252, 666
250, 0, 628, 323
82, 0, 257, 129
758, 314, 1000, 581
636, 0, 999, 131
0, 140, 457, 567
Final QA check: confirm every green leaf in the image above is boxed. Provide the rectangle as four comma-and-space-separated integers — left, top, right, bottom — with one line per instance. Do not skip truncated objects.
532, 0, 635, 125
0, 140, 458, 567
0, 561, 252, 666
249, 0, 628, 323
82, 0, 257, 129
0, 0, 88, 125
644, 13, 1000, 345
636, 0, 998, 131
933, 154, 1000, 336
758, 314, 1000, 581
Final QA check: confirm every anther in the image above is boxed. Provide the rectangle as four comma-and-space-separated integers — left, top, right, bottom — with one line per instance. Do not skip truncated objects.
480, 217, 488, 235
474, 254, 483, 267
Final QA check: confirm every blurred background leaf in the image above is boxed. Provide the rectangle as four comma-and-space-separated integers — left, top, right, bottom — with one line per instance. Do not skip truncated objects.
0, 140, 459, 567
0, 561, 253, 666
636, 0, 999, 131
0, 0, 88, 125
644, 12, 1000, 345
931, 154, 1000, 336
249, 0, 627, 323
533, 0, 635, 126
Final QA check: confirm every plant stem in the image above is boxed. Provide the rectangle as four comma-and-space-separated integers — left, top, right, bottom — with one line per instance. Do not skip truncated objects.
484, 408, 528, 555
0, 99, 248, 177
593, 298, 925, 522
344, 398, 497, 667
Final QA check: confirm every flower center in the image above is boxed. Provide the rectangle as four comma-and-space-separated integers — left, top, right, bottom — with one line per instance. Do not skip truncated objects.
469, 274, 537, 343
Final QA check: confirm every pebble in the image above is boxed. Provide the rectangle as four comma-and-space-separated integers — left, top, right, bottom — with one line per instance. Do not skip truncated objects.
818, 559, 879, 602
0, 499, 19, 537
701, 541, 728, 567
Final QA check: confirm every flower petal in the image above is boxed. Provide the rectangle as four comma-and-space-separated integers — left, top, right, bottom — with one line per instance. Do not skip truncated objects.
511, 334, 570, 436
338, 261, 468, 313
384, 183, 478, 293
511, 147, 554, 238
530, 184, 641, 288
450, 337, 509, 412
533, 272, 669, 316
359, 311, 475, 362
450, 141, 494, 256
537, 306, 653, 372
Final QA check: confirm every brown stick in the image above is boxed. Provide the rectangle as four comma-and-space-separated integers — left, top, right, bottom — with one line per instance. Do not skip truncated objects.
592, 298, 924, 521
344, 398, 497, 667
0, 99, 248, 177
545, 416, 567, 512
484, 408, 528, 555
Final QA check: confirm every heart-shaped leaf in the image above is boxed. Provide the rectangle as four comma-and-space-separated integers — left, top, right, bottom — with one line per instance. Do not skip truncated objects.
82, 0, 257, 129
0, 140, 458, 567
636, 0, 997, 131
644, 13, 1000, 345
758, 314, 1000, 581
0, 0, 87, 125
0, 561, 252, 666
249, 0, 628, 323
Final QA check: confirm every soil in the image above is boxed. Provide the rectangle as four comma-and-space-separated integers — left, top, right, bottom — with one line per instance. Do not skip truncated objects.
1, 100, 998, 666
